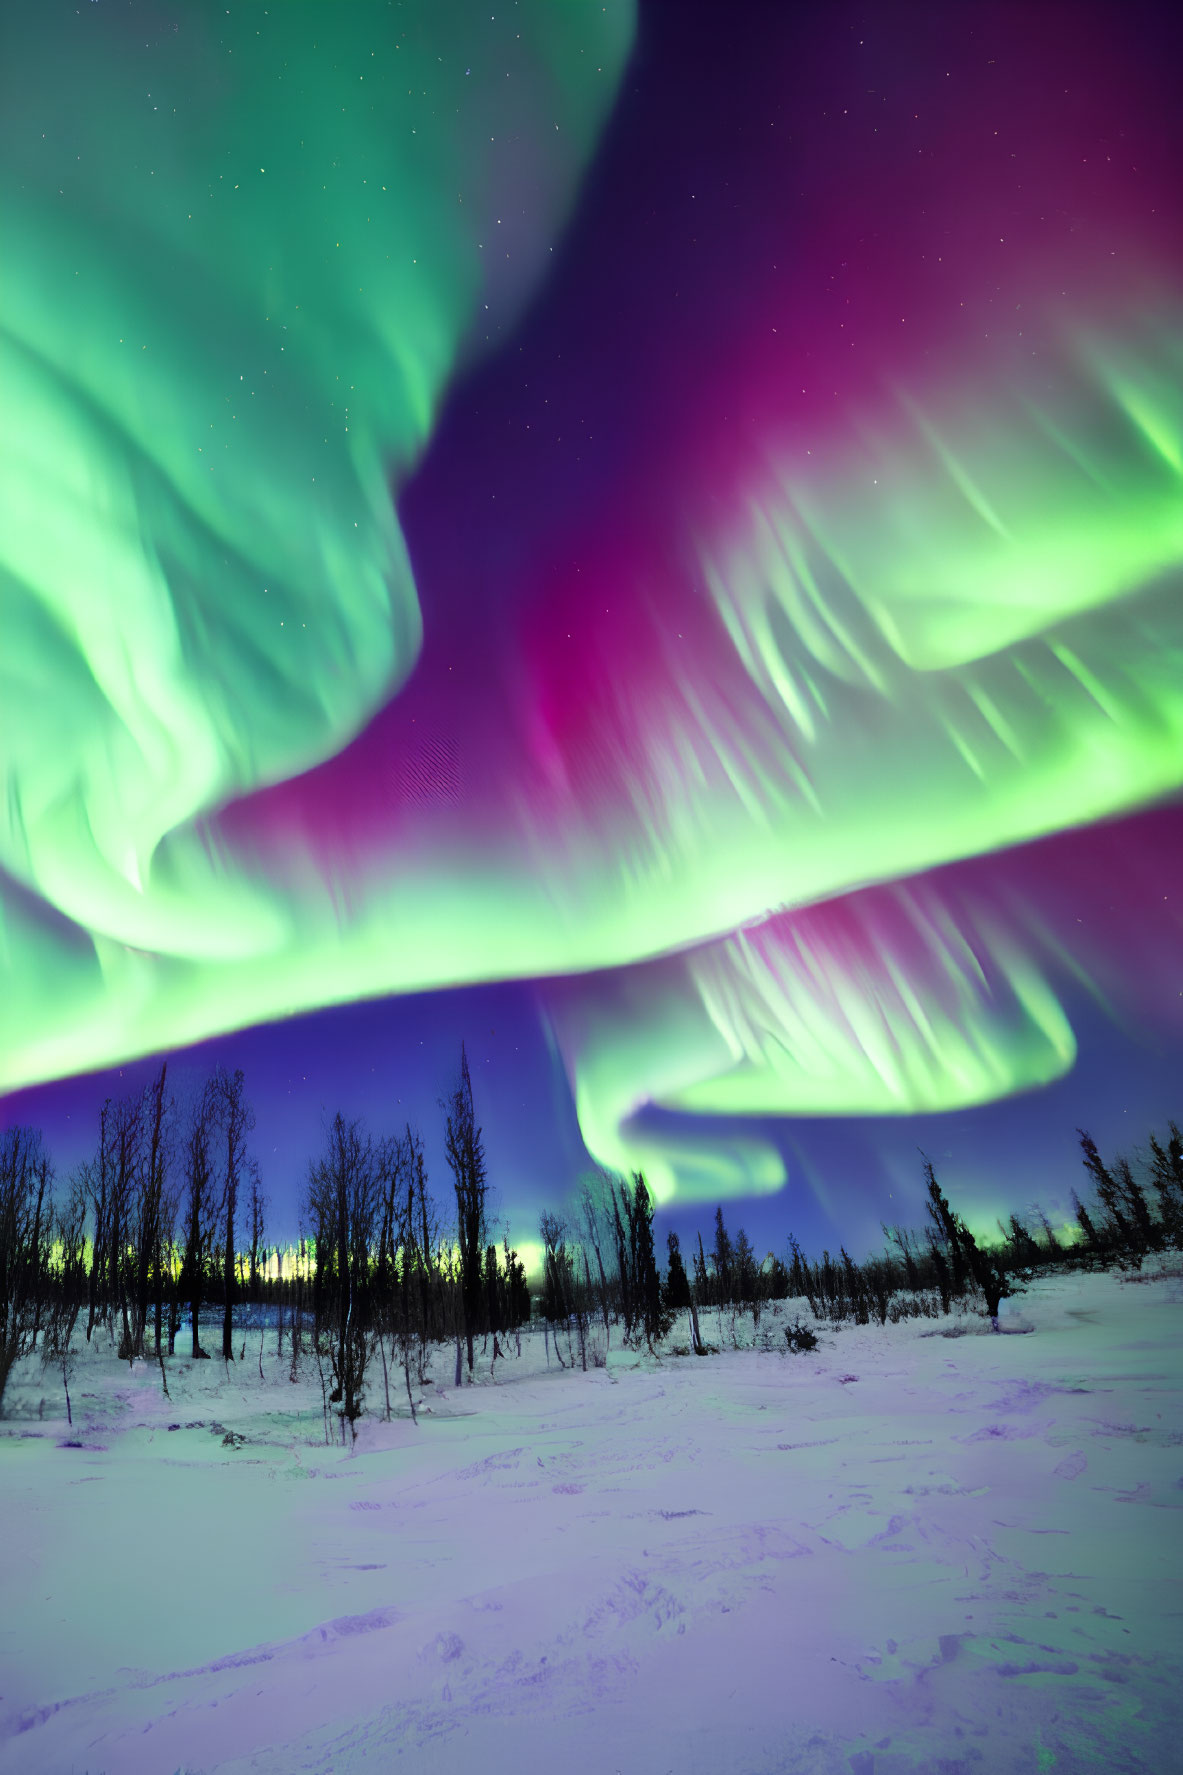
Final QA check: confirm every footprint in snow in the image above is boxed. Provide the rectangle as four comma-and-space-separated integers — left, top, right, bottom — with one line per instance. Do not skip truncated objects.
430, 1631, 465, 1662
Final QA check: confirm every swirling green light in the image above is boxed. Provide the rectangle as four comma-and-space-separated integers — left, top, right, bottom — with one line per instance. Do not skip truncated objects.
2, 7, 1180, 1195
0, 0, 633, 961
545, 883, 1078, 1199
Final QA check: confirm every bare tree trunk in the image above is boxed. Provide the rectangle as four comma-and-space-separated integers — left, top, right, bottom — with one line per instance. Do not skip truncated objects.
119, 1283, 133, 1367
402, 1344, 418, 1424
289, 1293, 303, 1383
379, 1333, 391, 1421
222, 1193, 236, 1363
275, 1249, 285, 1357
315, 1343, 330, 1444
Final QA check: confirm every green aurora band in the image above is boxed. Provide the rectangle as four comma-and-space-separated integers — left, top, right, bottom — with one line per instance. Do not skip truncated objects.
545, 882, 1081, 1204
547, 317, 1183, 1194
5, 306, 1183, 1123
1, 0, 634, 1058
2, 8, 1182, 1202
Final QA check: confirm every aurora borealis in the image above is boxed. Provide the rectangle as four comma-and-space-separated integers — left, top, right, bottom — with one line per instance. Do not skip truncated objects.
3, 0, 1181, 1238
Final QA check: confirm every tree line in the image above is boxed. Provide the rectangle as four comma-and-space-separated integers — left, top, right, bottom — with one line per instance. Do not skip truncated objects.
3, 1043, 1181, 1433
0, 1046, 530, 1436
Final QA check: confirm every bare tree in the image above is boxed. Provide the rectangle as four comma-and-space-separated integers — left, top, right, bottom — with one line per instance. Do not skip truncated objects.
0, 1127, 53, 1417
484, 1242, 506, 1374
372, 1129, 427, 1422
179, 1084, 217, 1358
539, 1211, 571, 1367
575, 1173, 614, 1347
128, 1064, 173, 1360
306, 1113, 380, 1438
409, 1125, 439, 1381
288, 1229, 309, 1383
246, 1162, 268, 1300
502, 1232, 530, 1355
213, 1068, 254, 1362
109, 1093, 144, 1361
443, 1238, 465, 1390
161, 1175, 183, 1357
42, 1172, 88, 1423
372, 1134, 401, 1420
83, 1101, 113, 1346
608, 1177, 635, 1341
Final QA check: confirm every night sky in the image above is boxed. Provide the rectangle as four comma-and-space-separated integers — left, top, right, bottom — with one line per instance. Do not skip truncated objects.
3, 0, 1181, 1268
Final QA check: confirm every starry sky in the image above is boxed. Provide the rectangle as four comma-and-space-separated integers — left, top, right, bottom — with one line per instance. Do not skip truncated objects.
3, 0, 1181, 1265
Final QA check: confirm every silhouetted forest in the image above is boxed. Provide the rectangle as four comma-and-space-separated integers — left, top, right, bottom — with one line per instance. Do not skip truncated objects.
3, 1045, 1181, 1438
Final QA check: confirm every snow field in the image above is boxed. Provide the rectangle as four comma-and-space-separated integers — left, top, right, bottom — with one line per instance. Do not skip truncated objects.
0, 1268, 1180, 1775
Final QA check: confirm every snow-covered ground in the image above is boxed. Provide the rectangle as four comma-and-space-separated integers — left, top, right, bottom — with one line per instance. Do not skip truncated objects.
1, 1267, 1180, 1775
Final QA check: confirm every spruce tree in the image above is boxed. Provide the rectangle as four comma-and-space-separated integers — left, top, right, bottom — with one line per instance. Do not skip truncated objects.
733, 1226, 758, 1309
929, 1242, 952, 1315
787, 1233, 808, 1300
664, 1230, 691, 1312
1147, 1125, 1183, 1248
1078, 1130, 1133, 1252
712, 1205, 734, 1305
693, 1232, 711, 1308
631, 1176, 669, 1347
484, 1244, 503, 1361
214, 1068, 254, 1363
954, 1220, 1015, 1330
443, 1046, 489, 1377
1070, 1188, 1101, 1258
1005, 1214, 1040, 1267
766, 1254, 790, 1299
503, 1238, 531, 1331
840, 1247, 869, 1324
923, 1158, 967, 1294
664, 1230, 704, 1353
1114, 1156, 1157, 1254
